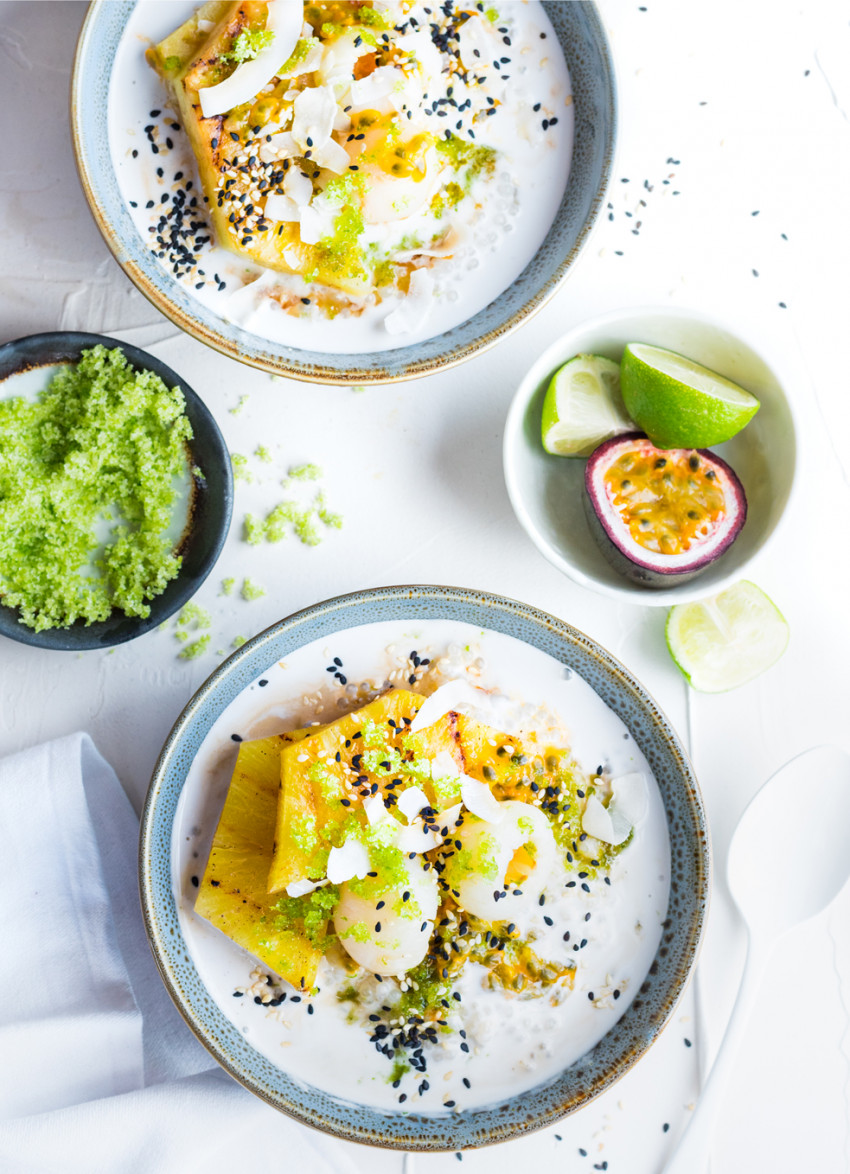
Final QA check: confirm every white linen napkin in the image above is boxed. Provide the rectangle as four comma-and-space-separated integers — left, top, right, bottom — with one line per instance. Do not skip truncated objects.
0, 733, 359, 1174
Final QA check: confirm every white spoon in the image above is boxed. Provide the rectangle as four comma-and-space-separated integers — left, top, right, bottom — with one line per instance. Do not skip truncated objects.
664, 744, 850, 1174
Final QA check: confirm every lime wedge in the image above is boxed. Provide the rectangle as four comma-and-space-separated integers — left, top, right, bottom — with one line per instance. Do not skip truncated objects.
666, 581, 789, 692
541, 354, 633, 458
621, 343, 760, 449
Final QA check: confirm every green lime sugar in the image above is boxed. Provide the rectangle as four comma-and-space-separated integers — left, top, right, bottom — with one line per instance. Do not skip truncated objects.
0, 346, 193, 632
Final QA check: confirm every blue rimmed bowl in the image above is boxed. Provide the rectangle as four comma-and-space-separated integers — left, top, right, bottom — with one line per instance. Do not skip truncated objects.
71, 3, 616, 385
140, 584, 709, 1149
0, 331, 232, 650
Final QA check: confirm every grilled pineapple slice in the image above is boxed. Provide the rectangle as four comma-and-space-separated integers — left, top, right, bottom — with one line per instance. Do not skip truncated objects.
146, 3, 370, 295
267, 688, 428, 894
195, 728, 324, 989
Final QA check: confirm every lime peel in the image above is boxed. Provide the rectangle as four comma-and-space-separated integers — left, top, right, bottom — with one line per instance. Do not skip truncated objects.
621, 343, 760, 449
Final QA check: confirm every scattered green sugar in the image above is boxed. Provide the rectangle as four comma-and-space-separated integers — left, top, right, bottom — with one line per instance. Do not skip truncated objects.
287, 462, 323, 483
178, 601, 211, 629
230, 452, 252, 481
0, 345, 192, 632
233, 634, 247, 648
241, 577, 266, 601
435, 133, 497, 189
179, 634, 210, 660
254, 444, 273, 463
222, 27, 273, 65
220, 577, 235, 596
485, 6, 500, 22
273, 883, 338, 949
279, 35, 319, 75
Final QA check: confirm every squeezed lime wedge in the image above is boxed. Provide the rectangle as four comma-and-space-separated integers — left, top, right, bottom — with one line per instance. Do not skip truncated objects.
621, 343, 760, 449
541, 354, 632, 458
666, 581, 789, 692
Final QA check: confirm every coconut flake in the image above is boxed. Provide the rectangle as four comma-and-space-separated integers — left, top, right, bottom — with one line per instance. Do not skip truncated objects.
429, 749, 460, 784
291, 84, 337, 151
283, 168, 313, 206
461, 776, 504, 824
349, 65, 400, 109
408, 679, 492, 734
264, 193, 300, 222
327, 837, 370, 884
363, 793, 391, 826
397, 820, 441, 854
198, 1, 303, 120
259, 130, 299, 164
610, 772, 647, 825
581, 794, 618, 844
311, 137, 350, 174
581, 789, 636, 847
397, 785, 429, 822
297, 203, 324, 244
285, 877, 322, 897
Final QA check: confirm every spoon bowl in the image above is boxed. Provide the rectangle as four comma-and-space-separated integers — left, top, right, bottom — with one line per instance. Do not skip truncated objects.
665, 744, 850, 1174
728, 744, 850, 937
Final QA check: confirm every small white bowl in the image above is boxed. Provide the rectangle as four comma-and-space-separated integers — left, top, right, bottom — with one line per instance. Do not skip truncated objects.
503, 306, 798, 606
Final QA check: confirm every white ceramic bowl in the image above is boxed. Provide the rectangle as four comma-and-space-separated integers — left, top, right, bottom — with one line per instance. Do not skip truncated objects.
503, 306, 798, 606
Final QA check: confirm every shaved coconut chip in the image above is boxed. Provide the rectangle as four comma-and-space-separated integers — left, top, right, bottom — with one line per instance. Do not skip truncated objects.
363, 793, 390, 825
437, 802, 464, 831
397, 820, 441, 855
409, 679, 492, 734
581, 794, 617, 843
327, 837, 371, 884
428, 749, 460, 784
264, 193, 300, 221
397, 785, 429, 822
395, 31, 442, 83
461, 776, 504, 824
297, 204, 324, 245
283, 167, 313, 206
610, 772, 648, 825
291, 84, 336, 151
285, 877, 322, 898
311, 137, 350, 174
384, 268, 435, 335
333, 108, 352, 132
198, 1, 303, 119
457, 14, 499, 73
350, 65, 399, 108
259, 130, 298, 163
581, 793, 633, 846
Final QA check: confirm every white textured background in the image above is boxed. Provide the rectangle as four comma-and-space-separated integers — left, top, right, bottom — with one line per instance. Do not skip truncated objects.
1, 1, 849, 1171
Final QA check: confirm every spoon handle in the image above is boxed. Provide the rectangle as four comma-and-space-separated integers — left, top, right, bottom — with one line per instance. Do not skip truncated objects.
663, 934, 767, 1174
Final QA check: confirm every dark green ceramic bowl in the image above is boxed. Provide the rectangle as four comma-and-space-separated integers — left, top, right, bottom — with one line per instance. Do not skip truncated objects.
0, 331, 233, 650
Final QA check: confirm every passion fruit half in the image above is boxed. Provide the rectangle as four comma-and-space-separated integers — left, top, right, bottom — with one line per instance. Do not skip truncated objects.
584, 433, 747, 587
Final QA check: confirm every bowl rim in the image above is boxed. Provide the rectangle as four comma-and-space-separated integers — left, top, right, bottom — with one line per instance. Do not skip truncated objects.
139, 583, 710, 1150
70, 1, 617, 386
0, 329, 233, 650
503, 302, 800, 606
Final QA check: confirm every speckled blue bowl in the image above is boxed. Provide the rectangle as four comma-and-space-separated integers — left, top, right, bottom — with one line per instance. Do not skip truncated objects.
71, 3, 616, 384
0, 331, 233, 651
140, 585, 709, 1150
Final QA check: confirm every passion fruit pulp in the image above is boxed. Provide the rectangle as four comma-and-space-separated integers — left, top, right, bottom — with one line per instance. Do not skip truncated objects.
584, 433, 747, 587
